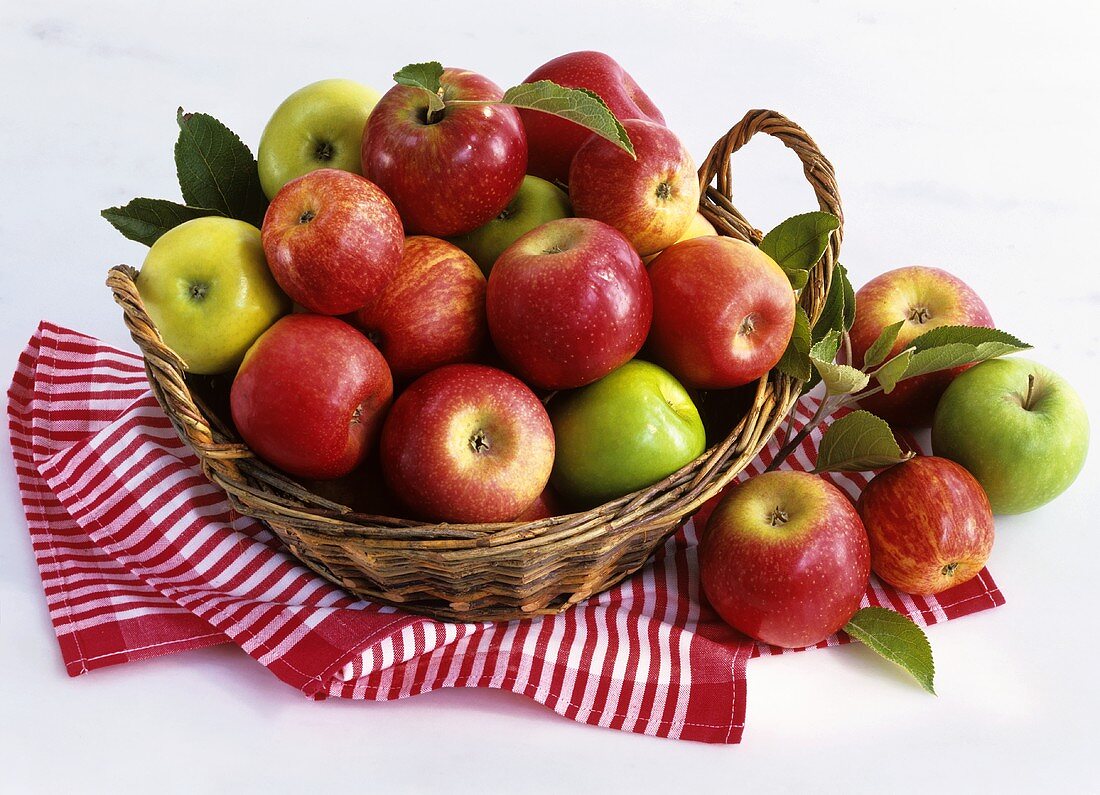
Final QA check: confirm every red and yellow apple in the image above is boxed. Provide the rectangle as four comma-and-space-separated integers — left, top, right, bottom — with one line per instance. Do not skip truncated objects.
362, 68, 526, 237
643, 211, 717, 263
569, 119, 699, 256
517, 50, 666, 184
230, 315, 393, 479
700, 471, 870, 649
351, 236, 486, 383
261, 168, 403, 315
850, 266, 993, 427
486, 217, 652, 390
380, 364, 554, 523
647, 236, 796, 389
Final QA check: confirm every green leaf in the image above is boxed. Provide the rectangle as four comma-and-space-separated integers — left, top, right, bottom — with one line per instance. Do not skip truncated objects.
810, 330, 841, 364
502, 81, 635, 158
175, 109, 267, 227
812, 358, 869, 396
874, 348, 913, 394
840, 263, 856, 332
815, 410, 913, 472
759, 212, 839, 272
393, 61, 445, 113
900, 326, 1031, 381
784, 267, 810, 291
863, 320, 905, 369
844, 606, 936, 695
775, 305, 812, 381
101, 199, 223, 246
811, 262, 851, 342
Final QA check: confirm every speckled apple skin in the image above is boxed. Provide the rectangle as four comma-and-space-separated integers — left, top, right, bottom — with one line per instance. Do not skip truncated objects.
362, 68, 527, 238
647, 236, 796, 389
858, 456, 994, 595
261, 169, 403, 316
352, 236, 487, 383
700, 471, 870, 649
379, 364, 554, 524
849, 265, 993, 427
486, 217, 653, 390
569, 119, 699, 256
517, 50, 666, 184
230, 315, 393, 480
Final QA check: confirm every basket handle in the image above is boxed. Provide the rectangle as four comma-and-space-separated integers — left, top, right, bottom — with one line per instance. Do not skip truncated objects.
697, 109, 843, 320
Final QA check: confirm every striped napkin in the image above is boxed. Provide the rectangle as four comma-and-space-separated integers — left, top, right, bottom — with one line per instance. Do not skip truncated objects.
7, 322, 1005, 743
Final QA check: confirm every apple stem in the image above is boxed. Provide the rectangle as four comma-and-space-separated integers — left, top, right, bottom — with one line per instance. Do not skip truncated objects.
765, 393, 835, 473
1023, 372, 1036, 410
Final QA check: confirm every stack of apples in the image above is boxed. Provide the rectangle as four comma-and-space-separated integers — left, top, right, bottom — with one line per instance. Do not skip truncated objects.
139, 51, 799, 526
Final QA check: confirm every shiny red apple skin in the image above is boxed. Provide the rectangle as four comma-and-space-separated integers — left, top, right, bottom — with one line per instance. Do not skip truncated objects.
230, 314, 393, 479
850, 266, 994, 427
362, 68, 527, 237
486, 217, 652, 390
857, 456, 994, 595
569, 119, 699, 256
648, 236, 796, 389
379, 364, 554, 523
513, 486, 564, 522
700, 471, 870, 649
351, 236, 487, 383
261, 169, 403, 315
518, 51, 666, 184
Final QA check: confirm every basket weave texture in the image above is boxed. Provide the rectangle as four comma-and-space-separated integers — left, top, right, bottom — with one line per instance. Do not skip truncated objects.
107, 109, 842, 622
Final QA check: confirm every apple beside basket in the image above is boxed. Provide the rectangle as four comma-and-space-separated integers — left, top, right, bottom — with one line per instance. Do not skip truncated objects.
106, 109, 841, 623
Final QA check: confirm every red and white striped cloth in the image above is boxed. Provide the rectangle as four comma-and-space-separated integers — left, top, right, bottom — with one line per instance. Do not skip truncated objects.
7, 322, 1004, 744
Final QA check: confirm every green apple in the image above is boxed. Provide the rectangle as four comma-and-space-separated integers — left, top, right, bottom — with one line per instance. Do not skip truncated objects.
450, 175, 571, 275
137, 217, 289, 374
549, 360, 706, 506
932, 358, 1089, 514
257, 79, 381, 200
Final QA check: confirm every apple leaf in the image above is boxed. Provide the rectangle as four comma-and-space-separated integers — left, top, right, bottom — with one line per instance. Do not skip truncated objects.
393, 61, 445, 113
814, 410, 913, 472
841, 262, 856, 331
759, 212, 840, 273
874, 347, 914, 394
811, 263, 852, 342
899, 326, 1031, 381
812, 357, 869, 396
101, 198, 224, 246
810, 330, 841, 364
844, 607, 936, 695
863, 320, 905, 369
907, 325, 1030, 353
501, 81, 635, 158
174, 109, 267, 227
784, 267, 810, 291
775, 305, 812, 381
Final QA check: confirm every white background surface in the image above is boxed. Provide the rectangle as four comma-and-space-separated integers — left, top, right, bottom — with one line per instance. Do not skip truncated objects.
2, 1, 1098, 792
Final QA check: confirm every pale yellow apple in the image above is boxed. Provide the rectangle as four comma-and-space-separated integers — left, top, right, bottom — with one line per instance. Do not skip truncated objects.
643, 212, 717, 263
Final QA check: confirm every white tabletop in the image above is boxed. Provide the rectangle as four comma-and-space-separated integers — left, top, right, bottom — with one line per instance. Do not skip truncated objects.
2, 2, 1097, 792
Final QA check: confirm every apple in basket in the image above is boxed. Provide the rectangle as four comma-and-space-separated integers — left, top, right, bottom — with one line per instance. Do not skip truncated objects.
231, 314, 393, 479
647, 236, 797, 389
517, 50, 666, 184
858, 456, 994, 595
257, 78, 381, 199
362, 67, 527, 237
699, 471, 870, 649
351, 236, 487, 383
487, 217, 652, 390
261, 168, 404, 315
380, 364, 554, 523
569, 118, 699, 256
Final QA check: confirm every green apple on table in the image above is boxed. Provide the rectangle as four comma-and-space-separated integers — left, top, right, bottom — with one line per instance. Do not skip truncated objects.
257, 78, 381, 200
137, 217, 289, 374
932, 357, 1089, 514
549, 360, 706, 506
451, 175, 572, 275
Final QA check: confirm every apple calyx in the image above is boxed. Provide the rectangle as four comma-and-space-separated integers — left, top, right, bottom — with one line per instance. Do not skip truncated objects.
940, 561, 960, 577
189, 283, 208, 301
655, 181, 672, 201
469, 429, 491, 454
298, 210, 315, 224
351, 403, 363, 426
739, 315, 757, 337
767, 506, 790, 527
908, 306, 932, 324
314, 141, 335, 162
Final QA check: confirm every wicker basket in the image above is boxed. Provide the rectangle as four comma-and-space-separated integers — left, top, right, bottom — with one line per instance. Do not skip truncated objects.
107, 109, 842, 623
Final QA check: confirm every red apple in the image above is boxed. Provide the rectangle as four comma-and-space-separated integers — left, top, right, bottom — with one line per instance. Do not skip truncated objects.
230, 315, 393, 479
486, 217, 652, 390
647, 236, 796, 389
850, 266, 993, 426
362, 68, 527, 237
513, 486, 564, 522
380, 364, 554, 523
569, 119, 699, 256
261, 168, 403, 315
351, 236, 487, 382
517, 51, 666, 184
700, 471, 870, 649
857, 456, 994, 595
